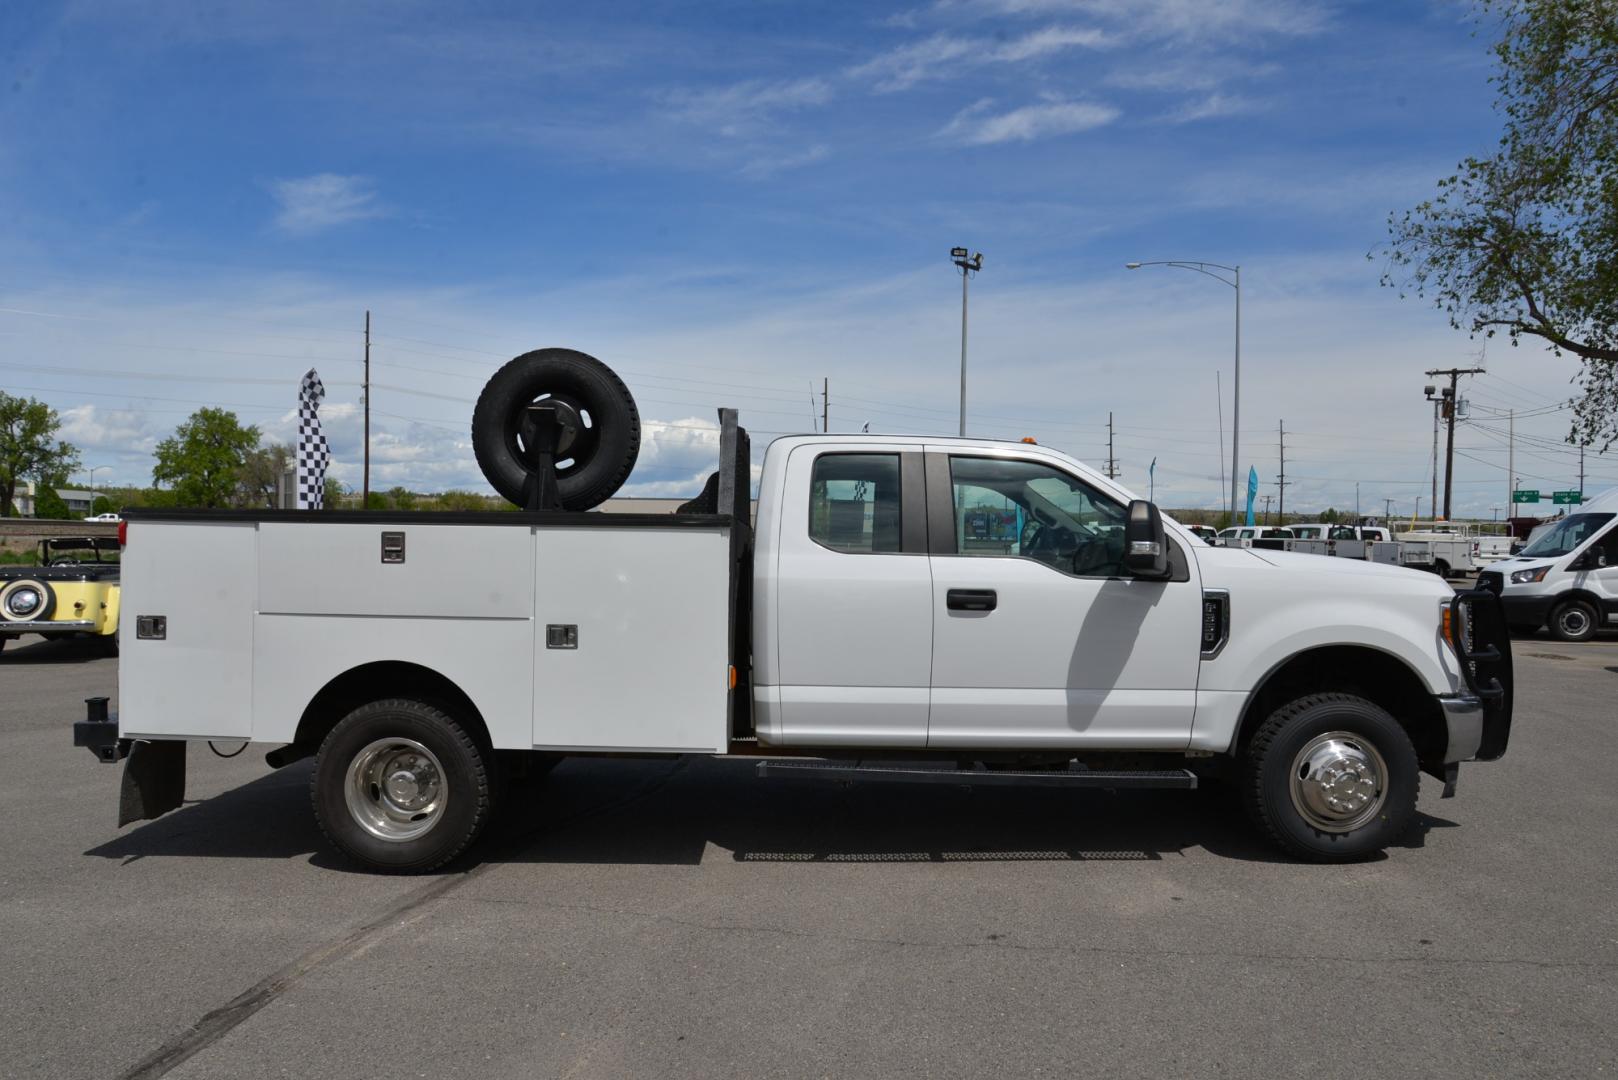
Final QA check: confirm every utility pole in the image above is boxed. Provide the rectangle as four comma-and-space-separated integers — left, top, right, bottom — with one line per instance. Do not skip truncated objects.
822, 378, 829, 434
1579, 444, 1585, 500
363, 310, 371, 506
1277, 420, 1288, 521
1260, 493, 1274, 524
950, 247, 983, 437
1383, 497, 1394, 523
1355, 481, 1360, 521
1508, 409, 1514, 514
1105, 412, 1119, 479
1426, 366, 1484, 521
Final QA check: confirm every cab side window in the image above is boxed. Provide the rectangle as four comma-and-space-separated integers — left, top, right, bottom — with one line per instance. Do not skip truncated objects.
809, 453, 902, 553
947, 456, 1127, 577
1599, 525, 1618, 566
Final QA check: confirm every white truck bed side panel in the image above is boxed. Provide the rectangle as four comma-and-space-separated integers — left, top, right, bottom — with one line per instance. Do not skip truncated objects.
257, 522, 532, 618
532, 526, 730, 753
250, 614, 535, 748
120, 522, 256, 739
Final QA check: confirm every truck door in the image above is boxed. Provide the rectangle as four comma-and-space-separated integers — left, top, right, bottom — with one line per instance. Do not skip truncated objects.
924, 451, 1202, 750
771, 447, 933, 746
1575, 522, 1618, 628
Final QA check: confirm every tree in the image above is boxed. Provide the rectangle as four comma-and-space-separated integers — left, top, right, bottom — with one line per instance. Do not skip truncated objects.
387, 486, 416, 510
34, 484, 70, 520
0, 392, 80, 518
152, 409, 261, 508
238, 443, 292, 508
1382, 0, 1618, 446
323, 476, 346, 510
91, 495, 115, 516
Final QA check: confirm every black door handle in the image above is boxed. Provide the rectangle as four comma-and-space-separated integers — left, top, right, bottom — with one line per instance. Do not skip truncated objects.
947, 588, 997, 612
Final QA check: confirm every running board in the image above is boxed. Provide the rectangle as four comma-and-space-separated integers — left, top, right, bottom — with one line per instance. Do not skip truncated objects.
755, 760, 1197, 789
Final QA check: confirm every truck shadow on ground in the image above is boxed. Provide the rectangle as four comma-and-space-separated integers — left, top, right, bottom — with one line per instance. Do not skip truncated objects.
84, 755, 1459, 870
0, 634, 110, 664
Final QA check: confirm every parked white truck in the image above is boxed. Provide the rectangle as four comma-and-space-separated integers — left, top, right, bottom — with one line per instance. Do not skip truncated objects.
72, 350, 1514, 871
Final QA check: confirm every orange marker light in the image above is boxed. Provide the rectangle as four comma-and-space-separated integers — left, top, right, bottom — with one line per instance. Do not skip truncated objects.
1020, 436, 1038, 444
728, 664, 737, 690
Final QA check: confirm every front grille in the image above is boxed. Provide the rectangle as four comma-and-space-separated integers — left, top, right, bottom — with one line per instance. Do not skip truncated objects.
1478, 570, 1504, 595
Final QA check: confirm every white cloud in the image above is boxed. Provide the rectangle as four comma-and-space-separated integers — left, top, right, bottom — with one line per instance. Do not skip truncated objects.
662, 78, 834, 136
1163, 92, 1263, 124
939, 97, 1119, 143
57, 404, 161, 452
740, 144, 831, 179
852, 25, 1109, 92
954, 0, 1329, 42
268, 174, 386, 235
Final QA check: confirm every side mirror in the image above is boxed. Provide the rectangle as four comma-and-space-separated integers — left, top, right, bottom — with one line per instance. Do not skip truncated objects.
1124, 500, 1170, 579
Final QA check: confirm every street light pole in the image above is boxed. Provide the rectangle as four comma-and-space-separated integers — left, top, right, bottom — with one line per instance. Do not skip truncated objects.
1126, 260, 1240, 517
951, 247, 983, 437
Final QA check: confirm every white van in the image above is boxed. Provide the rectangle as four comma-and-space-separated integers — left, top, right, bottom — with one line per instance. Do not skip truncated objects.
1481, 488, 1618, 641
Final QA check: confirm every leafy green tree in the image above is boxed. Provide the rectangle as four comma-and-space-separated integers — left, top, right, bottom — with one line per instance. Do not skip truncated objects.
387, 486, 416, 510
238, 442, 292, 508
322, 476, 346, 510
151, 409, 261, 508
91, 495, 115, 516
0, 392, 80, 518
34, 484, 70, 520
1383, 0, 1618, 446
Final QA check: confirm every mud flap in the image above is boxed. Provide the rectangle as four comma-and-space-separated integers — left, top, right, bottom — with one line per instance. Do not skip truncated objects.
118, 740, 186, 827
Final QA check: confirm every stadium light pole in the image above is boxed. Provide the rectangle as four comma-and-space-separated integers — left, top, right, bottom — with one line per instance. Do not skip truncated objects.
951, 247, 984, 437
1127, 260, 1240, 518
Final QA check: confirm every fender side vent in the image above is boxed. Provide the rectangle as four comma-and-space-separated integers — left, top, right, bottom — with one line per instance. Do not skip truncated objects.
1201, 590, 1229, 659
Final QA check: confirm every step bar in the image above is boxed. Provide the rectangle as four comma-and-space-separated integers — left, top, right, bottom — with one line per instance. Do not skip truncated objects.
755, 760, 1197, 789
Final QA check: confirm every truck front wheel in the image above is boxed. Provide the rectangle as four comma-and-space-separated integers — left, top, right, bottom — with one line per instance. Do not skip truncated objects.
1548, 598, 1598, 642
1244, 693, 1419, 862
312, 699, 493, 873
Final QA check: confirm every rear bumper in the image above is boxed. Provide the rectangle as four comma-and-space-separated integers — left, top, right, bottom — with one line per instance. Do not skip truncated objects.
2, 619, 98, 634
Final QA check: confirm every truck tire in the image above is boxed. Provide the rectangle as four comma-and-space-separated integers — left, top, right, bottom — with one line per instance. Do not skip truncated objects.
1548, 598, 1598, 642
471, 348, 640, 511
1432, 559, 1450, 579
1243, 693, 1418, 862
312, 698, 493, 873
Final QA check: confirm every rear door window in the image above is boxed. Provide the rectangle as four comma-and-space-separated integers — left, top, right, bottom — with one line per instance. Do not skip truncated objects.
809, 453, 903, 553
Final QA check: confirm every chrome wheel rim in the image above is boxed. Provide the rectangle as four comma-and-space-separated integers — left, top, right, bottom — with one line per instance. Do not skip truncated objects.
344, 737, 448, 842
1288, 731, 1387, 833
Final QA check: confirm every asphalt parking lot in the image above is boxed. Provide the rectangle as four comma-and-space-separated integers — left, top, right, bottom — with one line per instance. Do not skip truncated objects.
3, 630, 1617, 1079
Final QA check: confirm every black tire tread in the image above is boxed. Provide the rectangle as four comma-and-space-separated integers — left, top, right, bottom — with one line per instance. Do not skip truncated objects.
471, 349, 640, 510
1243, 691, 1418, 863
1549, 598, 1597, 642
311, 698, 491, 874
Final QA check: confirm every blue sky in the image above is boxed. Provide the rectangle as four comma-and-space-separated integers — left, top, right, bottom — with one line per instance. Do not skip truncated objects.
1, 0, 1607, 515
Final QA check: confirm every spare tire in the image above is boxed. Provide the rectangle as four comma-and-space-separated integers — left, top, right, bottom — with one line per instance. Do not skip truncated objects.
471, 349, 640, 510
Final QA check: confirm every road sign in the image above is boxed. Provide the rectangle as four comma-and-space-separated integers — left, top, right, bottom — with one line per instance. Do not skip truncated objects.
1552, 490, 1583, 505
1512, 489, 1541, 503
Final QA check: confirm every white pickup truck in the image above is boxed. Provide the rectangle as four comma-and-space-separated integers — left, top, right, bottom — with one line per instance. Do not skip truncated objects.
72, 351, 1514, 871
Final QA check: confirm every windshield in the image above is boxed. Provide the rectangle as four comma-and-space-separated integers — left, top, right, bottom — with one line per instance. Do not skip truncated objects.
1518, 513, 1615, 558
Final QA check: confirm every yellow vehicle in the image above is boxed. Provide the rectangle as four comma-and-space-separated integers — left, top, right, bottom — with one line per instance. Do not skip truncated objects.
0, 537, 121, 655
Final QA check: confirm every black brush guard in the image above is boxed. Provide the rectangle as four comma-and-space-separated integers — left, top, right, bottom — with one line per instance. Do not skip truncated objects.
1449, 588, 1514, 760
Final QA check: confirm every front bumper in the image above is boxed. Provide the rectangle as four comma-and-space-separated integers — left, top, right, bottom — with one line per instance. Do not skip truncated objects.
1438, 695, 1485, 763
1499, 592, 1553, 629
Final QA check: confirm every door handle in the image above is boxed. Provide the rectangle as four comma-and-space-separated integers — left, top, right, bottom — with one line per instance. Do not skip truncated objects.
947, 588, 997, 612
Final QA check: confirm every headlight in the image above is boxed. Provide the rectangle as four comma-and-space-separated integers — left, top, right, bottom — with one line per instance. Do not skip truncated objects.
1509, 566, 1550, 584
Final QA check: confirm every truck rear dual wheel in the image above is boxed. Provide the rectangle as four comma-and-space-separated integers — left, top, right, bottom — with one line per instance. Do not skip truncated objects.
471, 348, 640, 511
1244, 693, 1419, 862
312, 699, 492, 873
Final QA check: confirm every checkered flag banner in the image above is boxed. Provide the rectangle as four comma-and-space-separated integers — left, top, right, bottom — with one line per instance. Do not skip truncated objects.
296, 368, 330, 510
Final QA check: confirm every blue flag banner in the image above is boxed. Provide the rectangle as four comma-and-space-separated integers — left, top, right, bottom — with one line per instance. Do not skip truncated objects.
1245, 465, 1259, 526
